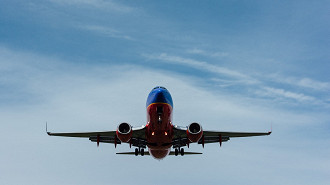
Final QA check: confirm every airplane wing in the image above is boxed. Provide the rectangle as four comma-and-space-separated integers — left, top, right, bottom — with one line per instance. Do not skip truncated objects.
47, 131, 116, 138
47, 125, 147, 148
172, 125, 271, 148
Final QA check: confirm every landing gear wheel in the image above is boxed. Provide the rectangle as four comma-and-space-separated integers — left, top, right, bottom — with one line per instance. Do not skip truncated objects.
180, 148, 184, 156
175, 148, 179, 156
141, 148, 145, 156
135, 148, 139, 156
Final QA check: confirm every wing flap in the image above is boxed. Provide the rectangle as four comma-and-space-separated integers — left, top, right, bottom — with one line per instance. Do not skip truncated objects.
198, 136, 230, 144
89, 135, 121, 144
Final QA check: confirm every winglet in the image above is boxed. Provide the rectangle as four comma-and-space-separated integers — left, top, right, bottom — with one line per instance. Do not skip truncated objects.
46, 122, 50, 135
268, 123, 272, 135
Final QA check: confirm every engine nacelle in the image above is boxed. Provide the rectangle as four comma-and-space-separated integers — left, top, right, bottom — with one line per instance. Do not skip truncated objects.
187, 122, 203, 142
116, 122, 132, 142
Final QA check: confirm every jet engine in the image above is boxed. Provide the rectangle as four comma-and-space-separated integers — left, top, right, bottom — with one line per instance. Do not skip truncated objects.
187, 122, 203, 142
116, 122, 132, 142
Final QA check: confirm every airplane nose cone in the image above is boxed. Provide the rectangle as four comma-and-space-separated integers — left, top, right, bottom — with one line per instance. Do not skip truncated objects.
146, 87, 173, 108
154, 90, 165, 102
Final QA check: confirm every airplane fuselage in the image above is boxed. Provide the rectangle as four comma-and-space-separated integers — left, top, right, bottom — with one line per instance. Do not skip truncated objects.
145, 87, 173, 159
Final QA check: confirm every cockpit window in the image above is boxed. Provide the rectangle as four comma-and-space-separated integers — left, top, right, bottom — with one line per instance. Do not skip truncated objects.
153, 86, 167, 90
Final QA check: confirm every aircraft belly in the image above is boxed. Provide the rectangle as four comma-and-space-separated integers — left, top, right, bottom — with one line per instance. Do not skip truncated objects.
148, 148, 171, 160
146, 103, 173, 159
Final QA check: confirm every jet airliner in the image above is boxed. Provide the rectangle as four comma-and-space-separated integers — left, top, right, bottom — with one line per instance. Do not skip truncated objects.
47, 86, 271, 159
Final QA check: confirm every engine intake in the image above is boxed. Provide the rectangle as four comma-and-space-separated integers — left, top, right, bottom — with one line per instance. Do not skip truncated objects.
187, 122, 203, 142
116, 122, 132, 142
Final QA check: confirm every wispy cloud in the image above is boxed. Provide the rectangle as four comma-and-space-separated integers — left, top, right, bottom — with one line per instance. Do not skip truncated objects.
49, 0, 135, 13
209, 78, 239, 88
256, 87, 316, 102
143, 53, 330, 106
186, 48, 229, 58
78, 25, 134, 40
144, 53, 258, 84
268, 74, 330, 92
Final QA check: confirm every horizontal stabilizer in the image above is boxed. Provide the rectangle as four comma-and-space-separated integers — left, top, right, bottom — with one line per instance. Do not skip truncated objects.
116, 151, 202, 155
116, 152, 150, 155
169, 151, 202, 155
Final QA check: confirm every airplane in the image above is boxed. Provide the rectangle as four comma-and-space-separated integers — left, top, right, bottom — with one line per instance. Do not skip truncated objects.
47, 86, 271, 160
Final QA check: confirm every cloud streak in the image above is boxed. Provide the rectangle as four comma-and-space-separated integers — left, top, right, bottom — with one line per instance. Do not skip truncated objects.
268, 74, 330, 92
78, 24, 134, 40
256, 87, 316, 102
49, 0, 135, 13
144, 53, 258, 84
143, 53, 330, 107
186, 48, 229, 58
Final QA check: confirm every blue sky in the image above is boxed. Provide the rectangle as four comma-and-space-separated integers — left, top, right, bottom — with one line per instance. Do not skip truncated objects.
0, 1, 329, 185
